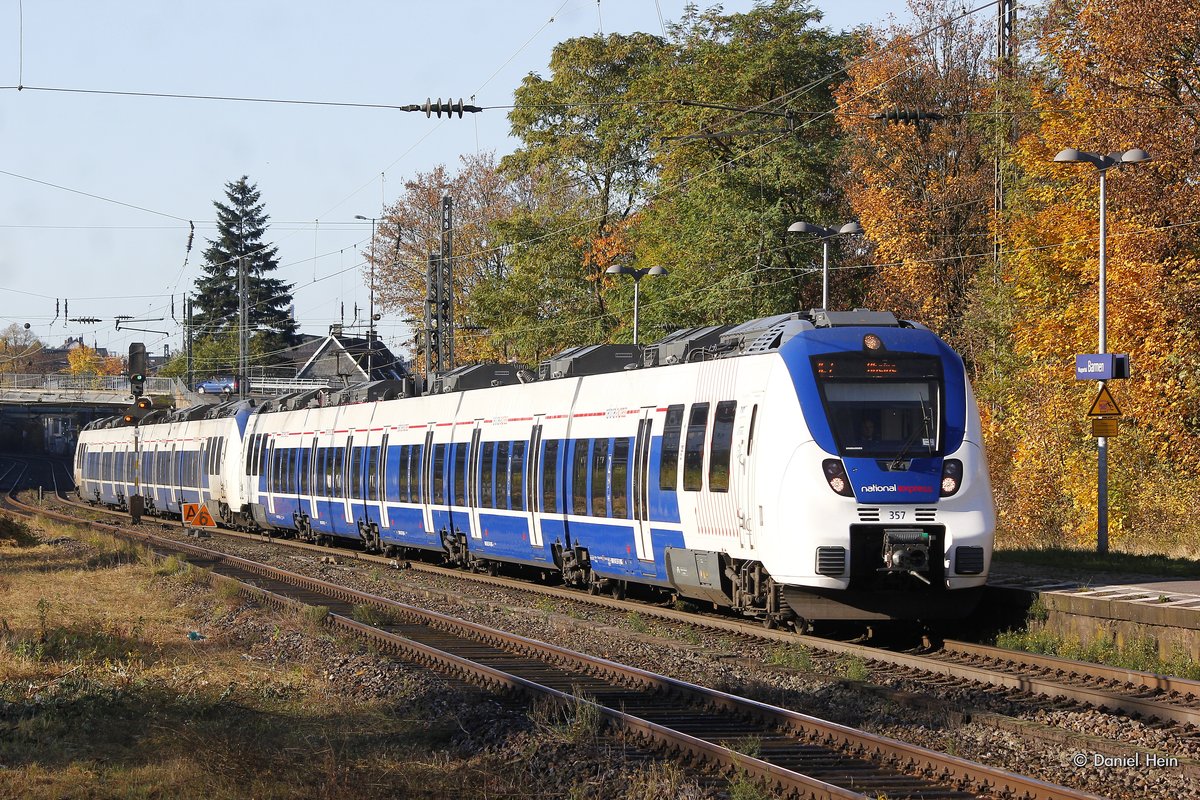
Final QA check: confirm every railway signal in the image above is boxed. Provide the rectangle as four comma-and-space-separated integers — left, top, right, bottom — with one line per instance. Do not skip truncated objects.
128, 342, 147, 397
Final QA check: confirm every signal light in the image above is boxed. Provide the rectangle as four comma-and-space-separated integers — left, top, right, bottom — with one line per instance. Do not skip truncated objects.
940, 459, 963, 497
822, 459, 854, 497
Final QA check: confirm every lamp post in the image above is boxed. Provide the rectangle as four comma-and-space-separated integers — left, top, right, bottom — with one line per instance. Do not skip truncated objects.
1053, 147, 1150, 554
786, 220, 863, 309
604, 265, 668, 345
354, 215, 377, 379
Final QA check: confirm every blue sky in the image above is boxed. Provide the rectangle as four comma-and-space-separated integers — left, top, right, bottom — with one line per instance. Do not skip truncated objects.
0, 1, 910, 362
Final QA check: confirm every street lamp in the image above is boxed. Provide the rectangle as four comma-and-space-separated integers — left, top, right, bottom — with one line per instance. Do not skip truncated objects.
354, 215, 377, 378
1053, 146, 1150, 554
605, 264, 668, 345
786, 220, 863, 309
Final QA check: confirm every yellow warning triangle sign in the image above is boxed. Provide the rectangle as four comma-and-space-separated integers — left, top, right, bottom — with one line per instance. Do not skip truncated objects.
1088, 385, 1121, 418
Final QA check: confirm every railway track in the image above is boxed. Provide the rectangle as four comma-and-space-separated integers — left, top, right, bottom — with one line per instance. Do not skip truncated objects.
23, 452, 1200, 737
4, 454, 1105, 799
23, 452, 1200, 734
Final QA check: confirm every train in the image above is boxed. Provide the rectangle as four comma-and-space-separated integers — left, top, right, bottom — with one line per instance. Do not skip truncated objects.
74, 309, 995, 629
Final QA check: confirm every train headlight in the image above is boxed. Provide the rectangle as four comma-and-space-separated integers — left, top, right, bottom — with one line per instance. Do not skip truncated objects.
863, 333, 884, 351
822, 459, 854, 497
940, 458, 963, 497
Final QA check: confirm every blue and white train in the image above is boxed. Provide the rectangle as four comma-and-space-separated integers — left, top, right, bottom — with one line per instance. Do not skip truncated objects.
75, 310, 995, 627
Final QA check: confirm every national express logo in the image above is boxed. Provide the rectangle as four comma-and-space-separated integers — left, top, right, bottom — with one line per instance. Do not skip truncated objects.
859, 484, 934, 494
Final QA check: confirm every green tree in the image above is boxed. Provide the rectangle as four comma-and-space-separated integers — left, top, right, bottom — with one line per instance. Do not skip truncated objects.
631, 0, 851, 338
192, 176, 297, 365
496, 31, 668, 352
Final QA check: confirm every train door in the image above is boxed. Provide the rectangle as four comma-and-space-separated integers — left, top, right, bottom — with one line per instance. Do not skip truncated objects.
340, 435, 354, 532
631, 408, 655, 562
374, 432, 389, 530
315, 439, 342, 533
307, 438, 320, 523
735, 395, 761, 551
464, 424, 483, 547
524, 418, 545, 557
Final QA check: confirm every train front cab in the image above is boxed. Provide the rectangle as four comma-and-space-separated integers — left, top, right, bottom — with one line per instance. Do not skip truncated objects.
765, 326, 994, 621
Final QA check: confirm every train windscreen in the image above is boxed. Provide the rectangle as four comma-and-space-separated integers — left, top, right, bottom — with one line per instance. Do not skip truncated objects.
812, 355, 943, 458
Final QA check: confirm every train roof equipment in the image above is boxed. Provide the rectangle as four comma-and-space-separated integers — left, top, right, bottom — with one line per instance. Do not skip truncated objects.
538, 344, 642, 380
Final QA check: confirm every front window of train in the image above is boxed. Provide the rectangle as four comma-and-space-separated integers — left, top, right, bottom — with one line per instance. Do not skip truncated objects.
812, 354, 943, 458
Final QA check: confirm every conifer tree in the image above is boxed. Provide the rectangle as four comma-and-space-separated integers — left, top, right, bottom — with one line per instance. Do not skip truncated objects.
192, 176, 297, 367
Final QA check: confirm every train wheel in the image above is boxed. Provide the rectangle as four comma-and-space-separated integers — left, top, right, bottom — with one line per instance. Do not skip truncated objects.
486, 560, 499, 576
611, 581, 626, 600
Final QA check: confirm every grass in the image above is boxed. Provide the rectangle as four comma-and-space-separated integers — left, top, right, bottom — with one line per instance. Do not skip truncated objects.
840, 654, 870, 682
765, 643, 814, 671
350, 603, 403, 627
994, 629, 1200, 680
0, 511, 746, 798
992, 547, 1200, 579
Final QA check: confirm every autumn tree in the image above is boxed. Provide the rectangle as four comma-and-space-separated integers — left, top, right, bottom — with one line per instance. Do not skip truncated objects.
0, 324, 43, 375
835, 0, 997, 353
66, 345, 103, 376
368, 152, 523, 368
995, 0, 1200, 551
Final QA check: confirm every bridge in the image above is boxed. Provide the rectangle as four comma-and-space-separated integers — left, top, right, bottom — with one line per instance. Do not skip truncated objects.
0, 374, 344, 455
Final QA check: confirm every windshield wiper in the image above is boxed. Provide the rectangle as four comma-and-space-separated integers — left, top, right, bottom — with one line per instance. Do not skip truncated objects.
888, 400, 933, 471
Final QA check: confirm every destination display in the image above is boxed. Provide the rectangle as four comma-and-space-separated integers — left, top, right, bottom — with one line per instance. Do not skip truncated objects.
812, 355, 940, 380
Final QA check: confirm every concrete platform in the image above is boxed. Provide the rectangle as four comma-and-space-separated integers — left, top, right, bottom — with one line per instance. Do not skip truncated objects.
986, 564, 1200, 661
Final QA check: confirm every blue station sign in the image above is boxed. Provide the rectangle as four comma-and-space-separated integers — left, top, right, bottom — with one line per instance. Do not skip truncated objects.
1075, 353, 1130, 381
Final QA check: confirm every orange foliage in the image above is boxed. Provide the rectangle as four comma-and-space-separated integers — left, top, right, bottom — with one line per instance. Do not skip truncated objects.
835, 1, 995, 348
66, 346, 102, 376
580, 217, 633, 280
996, 0, 1200, 549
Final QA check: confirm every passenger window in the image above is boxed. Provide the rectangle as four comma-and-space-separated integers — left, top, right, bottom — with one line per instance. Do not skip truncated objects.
591, 438, 609, 517
683, 403, 709, 491
541, 440, 559, 514
408, 445, 420, 503
659, 404, 684, 491
611, 437, 629, 519
572, 440, 589, 516
481, 441, 495, 508
708, 401, 737, 493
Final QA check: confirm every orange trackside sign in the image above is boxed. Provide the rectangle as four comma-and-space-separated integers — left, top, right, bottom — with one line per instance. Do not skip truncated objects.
183, 503, 217, 528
